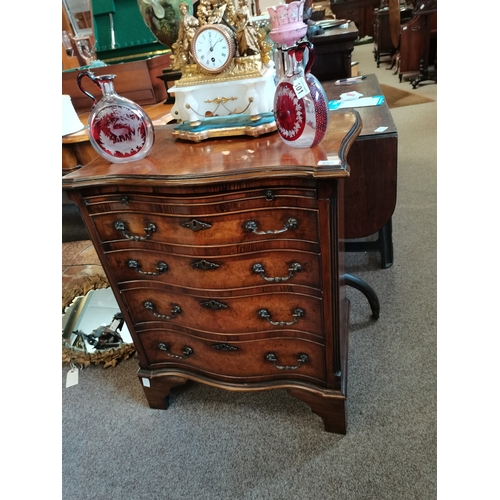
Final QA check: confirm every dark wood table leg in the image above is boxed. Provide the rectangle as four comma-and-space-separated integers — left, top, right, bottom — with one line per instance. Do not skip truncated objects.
378, 218, 394, 269
137, 372, 188, 409
344, 218, 394, 269
286, 388, 347, 434
344, 274, 380, 319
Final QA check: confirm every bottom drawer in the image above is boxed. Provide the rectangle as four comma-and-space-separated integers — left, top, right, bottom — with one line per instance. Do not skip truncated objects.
139, 330, 326, 385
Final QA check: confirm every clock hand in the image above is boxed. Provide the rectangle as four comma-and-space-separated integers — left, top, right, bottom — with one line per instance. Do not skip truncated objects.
210, 38, 223, 51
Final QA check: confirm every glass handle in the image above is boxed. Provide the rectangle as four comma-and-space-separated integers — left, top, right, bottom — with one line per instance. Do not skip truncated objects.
76, 70, 100, 105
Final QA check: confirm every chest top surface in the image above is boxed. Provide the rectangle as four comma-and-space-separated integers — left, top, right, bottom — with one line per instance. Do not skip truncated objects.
62, 110, 361, 189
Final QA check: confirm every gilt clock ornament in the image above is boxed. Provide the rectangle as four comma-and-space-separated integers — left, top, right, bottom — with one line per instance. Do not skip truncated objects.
191, 23, 236, 73
77, 71, 154, 162
158, 0, 277, 140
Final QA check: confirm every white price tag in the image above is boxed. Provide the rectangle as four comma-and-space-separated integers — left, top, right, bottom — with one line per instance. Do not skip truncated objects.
142, 377, 151, 387
293, 76, 310, 99
66, 368, 79, 388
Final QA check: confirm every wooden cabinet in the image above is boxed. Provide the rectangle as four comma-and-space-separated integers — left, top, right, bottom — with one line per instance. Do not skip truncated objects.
397, 0, 437, 86
62, 113, 362, 434
329, 0, 380, 38
373, 5, 414, 66
310, 21, 359, 81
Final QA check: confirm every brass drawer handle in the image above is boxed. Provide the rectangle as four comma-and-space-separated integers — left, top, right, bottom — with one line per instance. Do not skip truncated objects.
144, 301, 181, 320
114, 221, 156, 241
265, 353, 309, 370
127, 260, 168, 276
158, 343, 193, 359
257, 308, 305, 326
244, 217, 298, 235
252, 262, 302, 282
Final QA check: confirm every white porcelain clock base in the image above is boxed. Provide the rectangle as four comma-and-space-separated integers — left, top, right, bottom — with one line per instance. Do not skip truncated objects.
170, 66, 276, 124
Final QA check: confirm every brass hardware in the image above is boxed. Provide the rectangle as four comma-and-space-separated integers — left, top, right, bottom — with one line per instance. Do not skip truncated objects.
244, 217, 298, 235
158, 343, 193, 359
144, 301, 181, 320
211, 343, 238, 351
200, 300, 228, 310
191, 260, 220, 271
127, 260, 168, 276
257, 308, 305, 326
252, 262, 302, 282
265, 353, 309, 370
180, 219, 212, 231
114, 221, 156, 241
264, 190, 275, 201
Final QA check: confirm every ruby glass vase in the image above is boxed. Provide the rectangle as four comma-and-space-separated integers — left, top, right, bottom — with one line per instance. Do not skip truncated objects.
273, 41, 330, 148
77, 71, 155, 163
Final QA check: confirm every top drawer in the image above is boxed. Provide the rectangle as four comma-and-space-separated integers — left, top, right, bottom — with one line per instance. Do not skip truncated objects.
82, 186, 318, 215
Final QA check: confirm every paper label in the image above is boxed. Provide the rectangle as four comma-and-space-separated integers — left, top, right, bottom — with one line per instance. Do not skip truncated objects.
66, 368, 79, 388
293, 76, 310, 99
142, 377, 151, 387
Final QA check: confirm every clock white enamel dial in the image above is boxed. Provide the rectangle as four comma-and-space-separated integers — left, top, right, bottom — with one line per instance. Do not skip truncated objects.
192, 24, 236, 74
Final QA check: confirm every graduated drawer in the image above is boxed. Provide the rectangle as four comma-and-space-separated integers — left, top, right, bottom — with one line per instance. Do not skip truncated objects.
90, 207, 319, 246
105, 247, 321, 291
82, 186, 318, 215
138, 329, 326, 384
120, 285, 324, 340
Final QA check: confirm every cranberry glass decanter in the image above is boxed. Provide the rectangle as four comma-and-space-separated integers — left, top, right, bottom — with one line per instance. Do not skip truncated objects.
273, 41, 329, 148
77, 71, 154, 163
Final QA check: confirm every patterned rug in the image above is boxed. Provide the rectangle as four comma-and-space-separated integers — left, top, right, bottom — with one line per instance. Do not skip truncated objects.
380, 83, 435, 109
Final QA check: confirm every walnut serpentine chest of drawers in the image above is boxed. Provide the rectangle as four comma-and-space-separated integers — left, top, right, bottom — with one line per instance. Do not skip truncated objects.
63, 110, 362, 434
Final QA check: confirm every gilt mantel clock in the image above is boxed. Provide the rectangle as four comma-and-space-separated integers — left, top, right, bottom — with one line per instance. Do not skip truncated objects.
168, 0, 277, 141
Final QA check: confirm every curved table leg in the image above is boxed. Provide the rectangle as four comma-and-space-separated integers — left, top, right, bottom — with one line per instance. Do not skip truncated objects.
137, 372, 189, 409
344, 274, 380, 319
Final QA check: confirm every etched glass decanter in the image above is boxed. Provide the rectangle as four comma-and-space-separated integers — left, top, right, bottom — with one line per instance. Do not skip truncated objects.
273, 40, 330, 148
77, 71, 154, 163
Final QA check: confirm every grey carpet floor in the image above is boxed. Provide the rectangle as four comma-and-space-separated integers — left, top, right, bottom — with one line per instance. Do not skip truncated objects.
62, 43, 437, 499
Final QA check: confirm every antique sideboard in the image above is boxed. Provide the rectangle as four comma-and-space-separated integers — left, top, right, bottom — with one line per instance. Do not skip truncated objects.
62, 111, 362, 434
329, 0, 380, 38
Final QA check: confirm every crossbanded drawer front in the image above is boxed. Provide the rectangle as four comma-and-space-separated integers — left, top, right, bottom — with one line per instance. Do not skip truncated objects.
105, 248, 321, 291
82, 187, 318, 215
90, 208, 319, 246
120, 287, 324, 339
139, 330, 326, 384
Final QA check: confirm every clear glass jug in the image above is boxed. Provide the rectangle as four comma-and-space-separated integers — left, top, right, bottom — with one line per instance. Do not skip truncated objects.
77, 71, 155, 163
273, 41, 329, 148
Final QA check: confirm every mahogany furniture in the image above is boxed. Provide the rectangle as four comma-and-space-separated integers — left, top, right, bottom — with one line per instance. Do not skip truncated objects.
62, 111, 362, 434
397, 0, 437, 87
373, 5, 413, 67
329, 0, 380, 38
309, 21, 359, 82
323, 74, 398, 269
